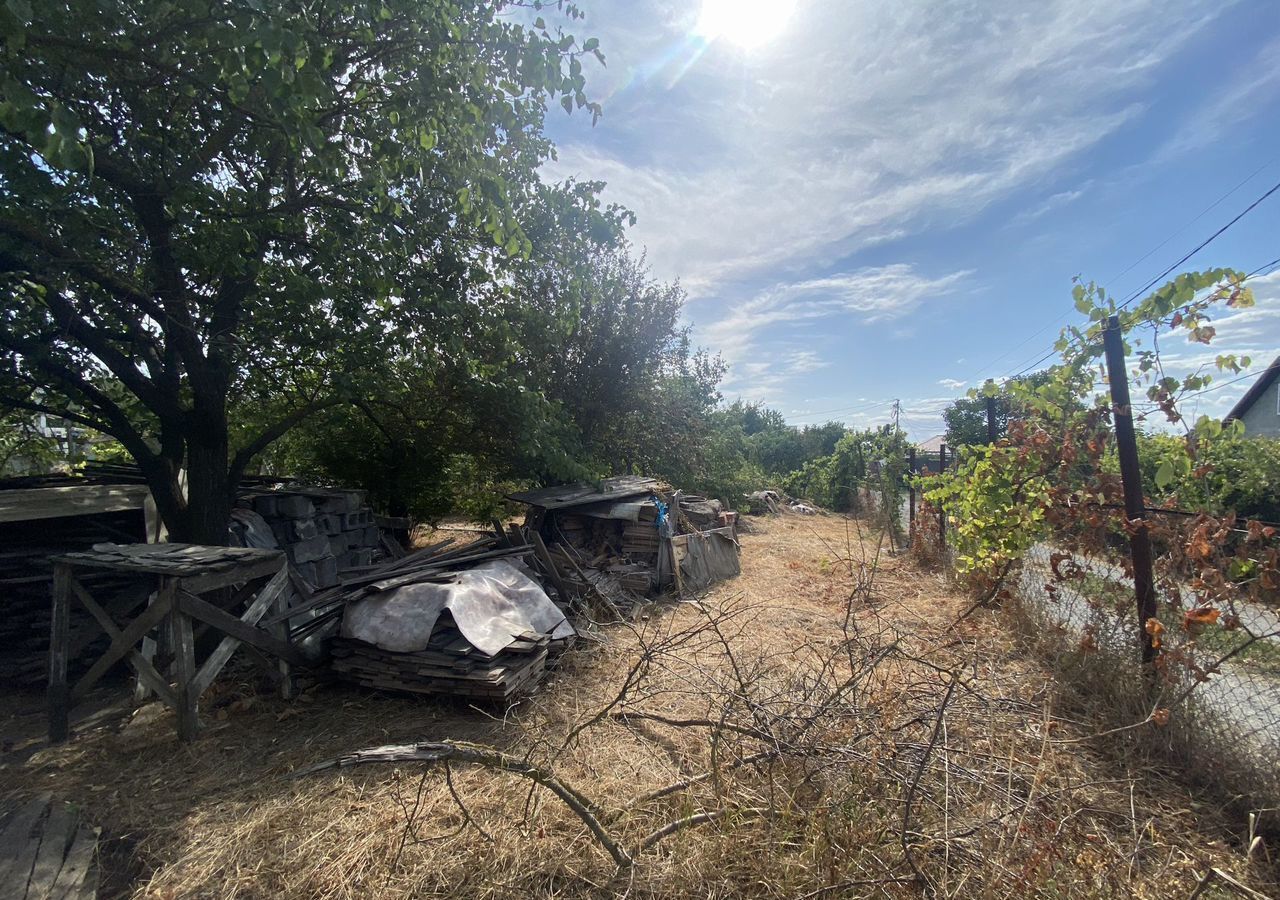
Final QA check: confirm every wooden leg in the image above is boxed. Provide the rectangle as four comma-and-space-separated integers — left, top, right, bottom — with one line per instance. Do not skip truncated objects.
273, 567, 294, 700
133, 591, 159, 702
165, 579, 199, 742
48, 564, 73, 744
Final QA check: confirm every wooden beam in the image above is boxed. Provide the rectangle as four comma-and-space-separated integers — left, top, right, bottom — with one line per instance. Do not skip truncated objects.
168, 579, 199, 742
48, 566, 72, 744
189, 565, 292, 697
178, 583, 308, 670
0, 483, 152, 524
68, 583, 174, 704
68, 580, 176, 707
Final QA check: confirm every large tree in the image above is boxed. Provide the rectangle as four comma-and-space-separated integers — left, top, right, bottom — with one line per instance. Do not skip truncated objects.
0, 0, 602, 542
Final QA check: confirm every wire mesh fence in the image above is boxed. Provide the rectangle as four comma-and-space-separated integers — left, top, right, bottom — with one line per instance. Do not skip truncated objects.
908, 468, 1280, 813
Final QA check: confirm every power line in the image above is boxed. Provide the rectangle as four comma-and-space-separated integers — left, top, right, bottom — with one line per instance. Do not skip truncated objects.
955, 163, 1280, 387
1115, 176, 1280, 312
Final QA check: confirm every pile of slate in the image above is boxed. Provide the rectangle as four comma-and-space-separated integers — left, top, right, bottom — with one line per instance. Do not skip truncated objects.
274, 535, 574, 701
242, 488, 382, 588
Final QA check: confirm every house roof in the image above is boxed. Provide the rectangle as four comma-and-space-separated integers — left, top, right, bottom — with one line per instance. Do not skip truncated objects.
1223, 355, 1280, 424
916, 434, 947, 453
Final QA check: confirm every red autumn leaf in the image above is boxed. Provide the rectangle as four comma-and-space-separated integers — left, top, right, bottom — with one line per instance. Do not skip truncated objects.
1151, 708, 1171, 727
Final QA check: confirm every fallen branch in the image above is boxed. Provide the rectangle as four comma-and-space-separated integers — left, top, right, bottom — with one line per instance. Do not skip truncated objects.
296, 741, 632, 868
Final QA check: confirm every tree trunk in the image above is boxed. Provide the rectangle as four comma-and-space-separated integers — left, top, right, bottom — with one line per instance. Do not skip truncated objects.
184, 433, 231, 546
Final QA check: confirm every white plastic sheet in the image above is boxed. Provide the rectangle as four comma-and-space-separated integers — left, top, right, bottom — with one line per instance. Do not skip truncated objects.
341, 560, 574, 656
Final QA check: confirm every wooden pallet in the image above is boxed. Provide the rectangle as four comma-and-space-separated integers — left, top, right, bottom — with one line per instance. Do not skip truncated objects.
0, 796, 98, 899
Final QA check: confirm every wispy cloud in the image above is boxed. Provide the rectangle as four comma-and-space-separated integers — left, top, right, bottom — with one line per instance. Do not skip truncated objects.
937, 378, 968, 390
705, 264, 971, 395
547, 0, 1224, 296
1010, 183, 1092, 226
1154, 35, 1280, 162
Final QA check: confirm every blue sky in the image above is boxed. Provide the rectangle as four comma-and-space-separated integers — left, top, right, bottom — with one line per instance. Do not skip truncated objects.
539, 0, 1280, 439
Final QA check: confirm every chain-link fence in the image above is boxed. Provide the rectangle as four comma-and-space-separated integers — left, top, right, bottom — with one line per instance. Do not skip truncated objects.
910, 470, 1280, 814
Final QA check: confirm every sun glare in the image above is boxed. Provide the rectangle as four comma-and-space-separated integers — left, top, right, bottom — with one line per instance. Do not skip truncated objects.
695, 0, 798, 49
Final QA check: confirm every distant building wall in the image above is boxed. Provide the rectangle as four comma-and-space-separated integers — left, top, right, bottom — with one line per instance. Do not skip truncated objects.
1237, 379, 1280, 438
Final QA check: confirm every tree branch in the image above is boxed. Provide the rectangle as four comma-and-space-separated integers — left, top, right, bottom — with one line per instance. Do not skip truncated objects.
228, 396, 343, 485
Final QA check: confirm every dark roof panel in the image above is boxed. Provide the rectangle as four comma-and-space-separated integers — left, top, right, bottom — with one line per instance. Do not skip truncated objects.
505, 476, 661, 510
1224, 354, 1280, 424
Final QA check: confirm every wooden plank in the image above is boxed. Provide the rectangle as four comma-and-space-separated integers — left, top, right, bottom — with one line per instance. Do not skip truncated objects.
0, 483, 152, 524
189, 564, 292, 697
168, 581, 199, 742
49, 823, 97, 900
48, 566, 72, 744
26, 802, 76, 899
0, 796, 50, 893
529, 532, 570, 602
68, 580, 176, 707
178, 587, 308, 669
69, 587, 174, 705
179, 554, 287, 595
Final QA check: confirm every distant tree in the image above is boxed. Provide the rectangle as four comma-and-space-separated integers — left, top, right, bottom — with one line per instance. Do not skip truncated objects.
0, 0, 604, 542
943, 372, 1053, 447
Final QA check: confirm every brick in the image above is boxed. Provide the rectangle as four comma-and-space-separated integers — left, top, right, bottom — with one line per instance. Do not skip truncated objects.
327, 535, 348, 557
341, 511, 366, 530
316, 514, 342, 535
275, 494, 315, 519
312, 554, 339, 587
286, 535, 331, 565
362, 526, 380, 547
291, 518, 319, 541
339, 547, 373, 570
293, 561, 318, 586
252, 494, 279, 517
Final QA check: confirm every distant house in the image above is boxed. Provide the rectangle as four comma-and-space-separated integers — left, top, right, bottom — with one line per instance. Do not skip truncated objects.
916, 434, 946, 453
1223, 355, 1280, 437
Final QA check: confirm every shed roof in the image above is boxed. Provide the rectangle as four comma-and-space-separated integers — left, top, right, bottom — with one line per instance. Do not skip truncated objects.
505, 476, 661, 510
1224, 355, 1280, 424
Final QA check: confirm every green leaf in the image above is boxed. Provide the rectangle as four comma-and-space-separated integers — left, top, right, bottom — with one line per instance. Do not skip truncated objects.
1155, 459, 1175, 490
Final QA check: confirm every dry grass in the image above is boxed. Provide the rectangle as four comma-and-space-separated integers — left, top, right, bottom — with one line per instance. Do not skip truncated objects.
0, 513, 1273, 899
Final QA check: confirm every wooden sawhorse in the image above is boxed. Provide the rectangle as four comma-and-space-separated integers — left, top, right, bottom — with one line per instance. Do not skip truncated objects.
48, 543, 306, 743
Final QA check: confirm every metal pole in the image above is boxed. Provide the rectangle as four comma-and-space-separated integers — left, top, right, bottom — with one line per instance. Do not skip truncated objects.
938, 443, 947, 552
1102, 314, 1158, 665
986, 395, 998, 443
908, 447, 916, 541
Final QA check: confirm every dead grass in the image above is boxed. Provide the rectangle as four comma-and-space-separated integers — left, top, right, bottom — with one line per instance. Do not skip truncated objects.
0, 512, 1273, 899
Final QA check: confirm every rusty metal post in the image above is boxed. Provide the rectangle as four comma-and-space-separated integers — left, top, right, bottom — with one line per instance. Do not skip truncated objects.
1103, 315, 1158, 665
986, 395, 998, 443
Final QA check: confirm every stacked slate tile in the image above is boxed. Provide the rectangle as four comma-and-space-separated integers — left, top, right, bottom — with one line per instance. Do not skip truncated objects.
330, 615, 551, 701
246, 488, 381, 588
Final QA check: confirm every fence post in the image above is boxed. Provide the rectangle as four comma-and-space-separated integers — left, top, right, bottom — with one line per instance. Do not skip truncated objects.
986, 395, 998, 443
907, 447, 916, 542
937, 443, 947, 552
1102, 314, 1158, 665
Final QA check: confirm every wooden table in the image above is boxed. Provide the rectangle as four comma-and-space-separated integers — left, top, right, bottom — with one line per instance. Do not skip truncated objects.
48, 543, 305, 743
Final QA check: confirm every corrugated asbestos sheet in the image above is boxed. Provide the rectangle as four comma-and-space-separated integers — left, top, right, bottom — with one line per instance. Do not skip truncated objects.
505, 476, 660, 511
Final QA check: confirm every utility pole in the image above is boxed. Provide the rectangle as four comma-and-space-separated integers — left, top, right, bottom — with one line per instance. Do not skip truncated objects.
891, 399, 901, 435
986, 395, 998, 444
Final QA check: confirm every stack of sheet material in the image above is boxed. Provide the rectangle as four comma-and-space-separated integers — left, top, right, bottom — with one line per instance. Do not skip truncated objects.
331, 559, 573, 700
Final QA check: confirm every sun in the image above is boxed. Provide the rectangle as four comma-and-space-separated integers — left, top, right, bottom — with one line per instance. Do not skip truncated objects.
694, 0, 798, 49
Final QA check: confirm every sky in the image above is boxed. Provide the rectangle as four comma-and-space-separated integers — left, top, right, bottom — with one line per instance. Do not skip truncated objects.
537, 0, 1280, 440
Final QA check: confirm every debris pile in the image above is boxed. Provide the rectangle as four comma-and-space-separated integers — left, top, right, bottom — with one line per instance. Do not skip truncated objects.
507, 476, 741, 605
747, 489, 817, 516
277, 536, 574, 701
240, 488, 388, 588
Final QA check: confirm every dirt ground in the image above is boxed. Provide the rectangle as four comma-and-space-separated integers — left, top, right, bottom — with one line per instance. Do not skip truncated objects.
0, 513, 1272, 898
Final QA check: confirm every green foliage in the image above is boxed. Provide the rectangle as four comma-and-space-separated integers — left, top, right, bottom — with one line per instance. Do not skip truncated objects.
943, 372, 1054, 447
922, 440, 1054, 580
1132, 426, 1280, 522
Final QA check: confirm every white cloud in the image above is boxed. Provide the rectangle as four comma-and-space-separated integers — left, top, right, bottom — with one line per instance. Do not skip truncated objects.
1010, 184, 1092, 226
938, 378, 968, 390
546, 0, 1225, 296
704, 264, 971, 395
